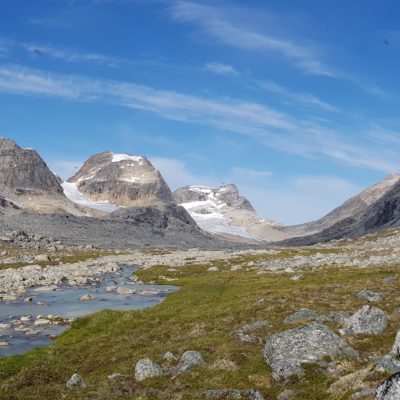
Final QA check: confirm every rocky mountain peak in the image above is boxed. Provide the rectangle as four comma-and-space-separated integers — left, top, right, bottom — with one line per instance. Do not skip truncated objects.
66, 151, 173, 207
0, 136, 63, 197
173, 184, 254, 212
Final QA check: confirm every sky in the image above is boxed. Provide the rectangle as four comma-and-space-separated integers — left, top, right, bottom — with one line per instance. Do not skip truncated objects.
1, 0, 400, 224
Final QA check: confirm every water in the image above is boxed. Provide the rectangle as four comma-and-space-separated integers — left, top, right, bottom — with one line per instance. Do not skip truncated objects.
0, 266, 177, 356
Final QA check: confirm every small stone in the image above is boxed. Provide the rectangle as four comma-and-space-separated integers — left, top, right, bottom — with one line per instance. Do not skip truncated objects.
163, 351, 178, 362
66, 373, 86, 389
34, 318, 51, 327
277, 390, 295, 400
134, 358, 164, 381
207, 267, 219, 272
116, 287, 135, 295
284, 308, 327, 324
34, 254, 50, 262
177, 350, 205, 373
107, 373, 122, 381
357, 289, 382, 303
80, 294, 92, 301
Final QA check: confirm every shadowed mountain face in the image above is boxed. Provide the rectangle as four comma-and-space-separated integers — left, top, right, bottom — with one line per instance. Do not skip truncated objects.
282, 177, 400, 246
283, 173, 400, 239
68, 152, 173, 207
0, 137, 63, 196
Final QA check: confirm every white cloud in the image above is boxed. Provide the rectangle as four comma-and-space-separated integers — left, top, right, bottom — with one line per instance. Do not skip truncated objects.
258, 81, 338, 113
23, 44, 121, 67
150, 156, 217, 189
203, 62, 239, 77
169, 1, 334, 77
0, 63, 399, 173
231, 167, 272, 180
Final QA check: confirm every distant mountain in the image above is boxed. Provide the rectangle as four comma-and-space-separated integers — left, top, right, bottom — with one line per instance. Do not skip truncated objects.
283, 173, 400, 245
284, 173, 400, 238
173, 184, 284, 242
65, 152, 172, 210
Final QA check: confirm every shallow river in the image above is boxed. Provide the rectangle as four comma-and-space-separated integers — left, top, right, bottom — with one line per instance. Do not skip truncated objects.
0, 266, 177, 356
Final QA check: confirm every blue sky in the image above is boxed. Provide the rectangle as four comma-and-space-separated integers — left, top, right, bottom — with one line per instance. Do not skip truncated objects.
1, 0, 400, 224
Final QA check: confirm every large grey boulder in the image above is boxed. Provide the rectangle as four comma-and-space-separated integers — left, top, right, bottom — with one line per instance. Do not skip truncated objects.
177, 350, 204, 373
263, 323, 357, 379
376, 371, 400, 399
344, 305, 387, 334
134, 358, 164, 381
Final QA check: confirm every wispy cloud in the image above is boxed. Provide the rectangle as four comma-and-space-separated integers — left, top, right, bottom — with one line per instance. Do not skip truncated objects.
231, 167, 272, 180
150, 157, 217, 189
23, 44, 121, 67
169, 1, 334, 77
257, 81, 339, 113
0, 63, 398, 173
203, 62, 239, 77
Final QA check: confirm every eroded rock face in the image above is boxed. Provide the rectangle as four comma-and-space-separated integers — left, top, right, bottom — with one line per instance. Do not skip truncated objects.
69, 152, 173, 207
0, 137, 63, 196
263, 323, 357, 379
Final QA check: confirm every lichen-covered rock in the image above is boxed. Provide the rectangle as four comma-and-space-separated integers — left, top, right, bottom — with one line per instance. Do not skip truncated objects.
357, 289, 382, 303
263, 323, 357, 379
374, 355, 400, 374
134, 358, 164, 381
284, 308, 328, 324
204, 389, 264, 399
177, 350, 204, 373
376, 371, 400, 399
390, 331, 400, 357
66, 373, 86, 389
344, 305, 387, 334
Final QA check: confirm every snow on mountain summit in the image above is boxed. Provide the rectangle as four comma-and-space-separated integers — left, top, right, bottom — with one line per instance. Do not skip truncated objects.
173, 184, 280, 241
65, 151, 173, 208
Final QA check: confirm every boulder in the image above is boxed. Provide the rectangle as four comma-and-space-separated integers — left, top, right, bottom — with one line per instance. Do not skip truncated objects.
134, 358, 164, 381
344, 305, 387, 334
204, 389, 264, 399
376, 371, 400, 399
263, 323, 357, 379
284, 308, 328, 324
66, 373, 86, 389
357, 289, 381, 303
177, 350, 205, 373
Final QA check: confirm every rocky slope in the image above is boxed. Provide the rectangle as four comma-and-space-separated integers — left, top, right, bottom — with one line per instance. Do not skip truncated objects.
66, 152, 173, 208
284, 173, 400, 238
0, 137, 87, 214
173, 184, 285, 242
283, 176, 400, 246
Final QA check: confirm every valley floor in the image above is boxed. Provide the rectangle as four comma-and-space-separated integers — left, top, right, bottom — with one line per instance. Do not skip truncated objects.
1, 231, 400, 399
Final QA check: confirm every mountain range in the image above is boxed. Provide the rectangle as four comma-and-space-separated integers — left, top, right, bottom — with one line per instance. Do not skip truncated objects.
0, 136, 400, 248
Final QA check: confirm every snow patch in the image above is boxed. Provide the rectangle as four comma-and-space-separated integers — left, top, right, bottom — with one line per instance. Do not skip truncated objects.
112, 153, 143, 163
62, 182, 120, 212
